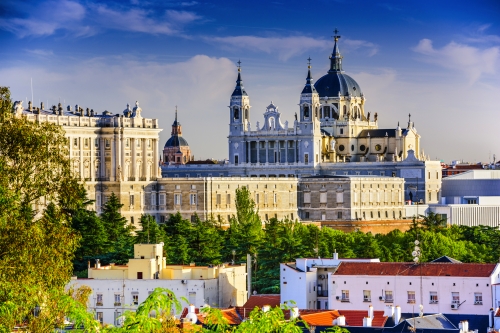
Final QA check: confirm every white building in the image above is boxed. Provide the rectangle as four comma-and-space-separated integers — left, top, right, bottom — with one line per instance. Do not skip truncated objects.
281, 256, 500, 316
68, 243, 247, 326
280, 254, 380, 310
429, 170, 500, 227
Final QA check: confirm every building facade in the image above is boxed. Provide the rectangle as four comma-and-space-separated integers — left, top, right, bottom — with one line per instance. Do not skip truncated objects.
161, 32, 442, 205
69, 243, 247, 326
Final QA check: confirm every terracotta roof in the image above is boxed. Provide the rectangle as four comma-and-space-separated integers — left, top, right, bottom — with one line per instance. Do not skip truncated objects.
181, 307, 242, 325
334, 262, 497, 277
339, 310, 387, 327
242, 295, 281, 309
300, 310, 340, 326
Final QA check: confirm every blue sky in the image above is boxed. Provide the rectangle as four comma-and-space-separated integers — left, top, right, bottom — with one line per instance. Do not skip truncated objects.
1, 0, 499, 163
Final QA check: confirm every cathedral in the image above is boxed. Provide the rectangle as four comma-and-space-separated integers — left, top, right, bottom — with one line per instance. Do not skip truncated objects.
162, 31, 441, 205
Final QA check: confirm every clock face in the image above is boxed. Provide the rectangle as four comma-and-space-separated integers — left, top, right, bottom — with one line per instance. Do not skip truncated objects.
375, 144, 381, 151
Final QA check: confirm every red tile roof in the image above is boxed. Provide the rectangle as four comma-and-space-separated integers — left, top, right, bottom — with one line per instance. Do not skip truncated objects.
242, 295, 281, 309
334, 262, 497, 277
300, 310, 340, 326
181, 307, 242, 325
339, 310, 387, 327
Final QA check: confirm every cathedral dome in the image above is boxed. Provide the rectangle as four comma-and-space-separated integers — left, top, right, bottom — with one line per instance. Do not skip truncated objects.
164, 135, 189, 148
314, 72, 362, 98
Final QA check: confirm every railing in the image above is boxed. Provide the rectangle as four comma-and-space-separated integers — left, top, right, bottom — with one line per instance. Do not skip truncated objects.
139, 177, 147, 181
128, 177, 135, 181
96, 177, 110, 181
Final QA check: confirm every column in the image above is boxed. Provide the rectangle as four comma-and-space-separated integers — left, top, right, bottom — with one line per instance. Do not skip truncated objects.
153, 138, 159, 178
111, 137, 116, 181
142, 138, 147, 179
265, 140, 269, 165
256, 140, 260, 164
297, 140, 301, 164
79, 137, 84, 180
131, 138, 136, 180
294, 140, 298, 164
100, 138, 105, 178
121, 131, 125, 181
90, 136, 94, 182
275, 140, 279, 163
285, 140, 288, 164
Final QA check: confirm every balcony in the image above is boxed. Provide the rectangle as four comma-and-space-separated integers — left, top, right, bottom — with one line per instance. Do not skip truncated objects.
114, 302, 121, 306
317, 290, 328, 297
96, 302, 103, 306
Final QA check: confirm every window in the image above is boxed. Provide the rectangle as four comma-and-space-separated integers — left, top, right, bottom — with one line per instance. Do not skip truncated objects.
126, 138, 130, 147
84, 138, 89, 147
466, 198, 477, 204
452, 292, 460, 304
255, 193, 259, 204
105, 139, 110, 148
137, 272, 143, 279
137, 139, 141, 147
337, 212, 342, 219
131, 217, 134, 224
363, 290, 371, 302
216, 194, 221, 205
385, 290, 393, 303
130, 195, 134, 206
429, 291, 438, 303
408, 291, 416, 304
304, 192, 311, 204
304, 153, 309, 165
174, 194, 181, 205
96, 312, 103, 324
73, 138, 78, 147
114, 311, 122, 326
233, 107, 239, 120
96, 293, 103, 306
304, 105, 309, 117
95, 138, 99, 147
114, 294, 121, 306
234, 155, 239, 165
341, 290, 349, 302
274, 193, 277, 204
190, 194, 197, 205
428, 192, 432, 202
475, 292, 483, 305
226, 193, 231, 205
132, 293, 139, 305
305, 212, 310, 219
159, 194, 165, 205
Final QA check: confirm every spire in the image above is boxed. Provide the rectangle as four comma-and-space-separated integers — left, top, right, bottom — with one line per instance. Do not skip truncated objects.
172, 105, 179, 126
171, 106, 181, 136
301, 57, 317, 94
231, 60, 248, 97
329, 29, 343, 72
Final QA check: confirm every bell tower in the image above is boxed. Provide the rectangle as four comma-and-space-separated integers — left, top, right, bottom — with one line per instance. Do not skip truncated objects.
228, 61, 251, 166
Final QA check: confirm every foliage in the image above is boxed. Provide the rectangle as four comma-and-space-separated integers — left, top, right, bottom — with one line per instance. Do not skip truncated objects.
233, 305, 306, 333
0, 86, 98, 332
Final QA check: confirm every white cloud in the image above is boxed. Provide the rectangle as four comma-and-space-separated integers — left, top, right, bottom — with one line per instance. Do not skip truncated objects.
412, 38, 499, 83
165, 10, 202, 25
25, 49, 54, 57
207, 35, 330, 61
0, 0, 89, 37
343, 39, 379, 56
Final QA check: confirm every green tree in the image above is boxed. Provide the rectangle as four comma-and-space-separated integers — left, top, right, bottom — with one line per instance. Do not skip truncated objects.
100, 192, 135, 263
190, 215, 223, 265
136, 214, 167, 245
420, 212, 447, 232
0, 86, 98, 332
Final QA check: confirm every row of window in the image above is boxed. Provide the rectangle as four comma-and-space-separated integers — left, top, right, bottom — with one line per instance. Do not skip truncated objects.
338, 290, 483, 305
71, 138, 153, 149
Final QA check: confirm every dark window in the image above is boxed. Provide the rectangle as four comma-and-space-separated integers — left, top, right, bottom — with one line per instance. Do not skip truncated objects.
304, 106, 309, 117
305, 212, 310, 219
360, 145, 366, 151
233, 108, 239, 120
137, 272, 143, 279
340, 128, 343, 135
351, 145, 354, 151
234, 155, 239, 165
339, 145, 345, 151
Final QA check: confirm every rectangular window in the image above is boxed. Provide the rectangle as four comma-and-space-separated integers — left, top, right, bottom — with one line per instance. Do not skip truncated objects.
132, 293, 139, 305
337, 212, 342, 219
151, 193, 156, 206
430, 291, 438, 303
363, 290, 371, 302
234, 155, 239, 165
137, 272, 143, 279
130, 195, 134, 206
304, 192, 311, 204
341, 290, 349, 302
407, 291, 416, 304
95, 138, 99, 147
114, 294, 121, 306
105, 139, 110, 148
96, 293, 103, 306
320, 192, 327, 203
304, 153, 309, 165
73, 138, 78, 147
227, 194, 231, 205
159, 194, 165, 205
114, 311, 122, 326
385, 290, 393, 303
255, 193, 259, 204
96, 312, 103, 324
452, 292, 460, 304
274, 193, 277, 204
84, 138, 89, 147
190, 194, 197, 205
174, 194, 181, 205
305, 212, 310, 219
475, 292, 483, 305
216, 194, 221, 205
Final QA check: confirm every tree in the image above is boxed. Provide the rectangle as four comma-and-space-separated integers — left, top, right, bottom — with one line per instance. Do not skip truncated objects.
233, 305, 306, 333
190, 215, 223, 265
0, 86, 98, 332
100, 192, 135, 264
420, 212, 447, 232
135, 214, 167, 245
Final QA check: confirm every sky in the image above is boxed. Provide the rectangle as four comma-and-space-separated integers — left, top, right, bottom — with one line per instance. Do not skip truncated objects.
0, 0, 499, 164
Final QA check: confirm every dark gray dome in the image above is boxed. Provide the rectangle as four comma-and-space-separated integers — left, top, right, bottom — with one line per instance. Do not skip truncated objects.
164, 135, 189, 148
314, 72, 362, 98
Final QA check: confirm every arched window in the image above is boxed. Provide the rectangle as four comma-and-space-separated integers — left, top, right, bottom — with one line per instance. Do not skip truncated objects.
343, 105, 346, 116
233, 108, 239, 120
244, 108, 248, 119
304, 105, 309, 118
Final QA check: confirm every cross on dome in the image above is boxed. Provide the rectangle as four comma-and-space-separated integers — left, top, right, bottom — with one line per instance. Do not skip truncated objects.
332, 28, 341, 42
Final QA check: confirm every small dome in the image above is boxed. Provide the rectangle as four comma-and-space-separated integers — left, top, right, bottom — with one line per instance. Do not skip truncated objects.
164, 135, 189, 148
314, 72, 362, 98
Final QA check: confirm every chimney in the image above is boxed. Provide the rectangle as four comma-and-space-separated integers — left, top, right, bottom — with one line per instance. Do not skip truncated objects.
28, 101, 32, 111
336, 315, 346, 326
67, 105, 71, 112
394, 305, 401, 324
41, 102, 44, 110
90, 109, 94, 117
290, 306, 299, 319
384, 305, 394, 317
333, 249, 338, 260
363, 317, 372, 327
368, 305, 374, 319
262, 305, 270, 313
95, 258, 100, 269
75, 104, 79, 114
